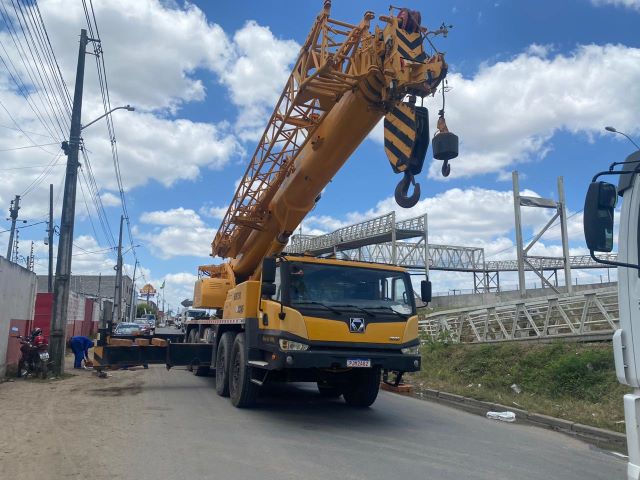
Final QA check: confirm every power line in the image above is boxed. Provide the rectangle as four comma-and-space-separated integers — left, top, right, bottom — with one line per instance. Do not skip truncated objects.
0, 141, 58, 152
0, 1, 68, 140
0, 220, 47, 234
82, 1, 146, 284
0, 122, 56, 140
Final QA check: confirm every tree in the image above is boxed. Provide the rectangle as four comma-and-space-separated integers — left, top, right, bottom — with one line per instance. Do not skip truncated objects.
136, 303, 158, 317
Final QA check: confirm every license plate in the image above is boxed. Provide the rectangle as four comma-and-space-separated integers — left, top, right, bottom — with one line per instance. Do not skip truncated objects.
39, 352, 49, 361
346, 358, 371, 368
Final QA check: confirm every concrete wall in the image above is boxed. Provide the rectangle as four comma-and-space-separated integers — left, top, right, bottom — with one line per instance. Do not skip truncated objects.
0, 257, 37, 377
430, 282, 618, 309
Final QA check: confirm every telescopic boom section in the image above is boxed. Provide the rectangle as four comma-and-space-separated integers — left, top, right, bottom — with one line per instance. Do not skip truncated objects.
206, 2, 450, 283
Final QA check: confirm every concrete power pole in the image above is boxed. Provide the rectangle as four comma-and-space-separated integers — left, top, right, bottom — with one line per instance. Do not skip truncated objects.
48, 184, 54, 292
6, 195, 20, 261
50, 29, 92, 376
112, 215, 124, 325
129, 259, 138, 322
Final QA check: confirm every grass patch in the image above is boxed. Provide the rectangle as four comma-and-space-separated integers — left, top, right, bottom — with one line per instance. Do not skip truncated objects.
409, 340, 630, 432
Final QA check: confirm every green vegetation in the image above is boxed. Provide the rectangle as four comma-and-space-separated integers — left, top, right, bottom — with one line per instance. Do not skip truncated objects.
136, 303, 157, 317
410, 339, 630, 432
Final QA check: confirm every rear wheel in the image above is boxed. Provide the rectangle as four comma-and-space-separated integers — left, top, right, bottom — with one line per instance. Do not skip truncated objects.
39, 362, 48, 379
203, 328, 214, 343
187, 329, 198, 343
343, 368, 381, 408
215, 332, 234, 397
229, 333, 259, 408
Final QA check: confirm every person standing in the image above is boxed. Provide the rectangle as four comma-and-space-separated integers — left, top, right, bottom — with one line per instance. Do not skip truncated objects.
68, 336, 94, 369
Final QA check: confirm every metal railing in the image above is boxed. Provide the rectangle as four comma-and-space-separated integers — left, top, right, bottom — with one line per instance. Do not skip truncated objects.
420, 288, 619, 343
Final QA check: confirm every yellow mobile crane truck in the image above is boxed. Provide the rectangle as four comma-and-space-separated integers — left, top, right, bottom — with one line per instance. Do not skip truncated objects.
95, 2, 458, 408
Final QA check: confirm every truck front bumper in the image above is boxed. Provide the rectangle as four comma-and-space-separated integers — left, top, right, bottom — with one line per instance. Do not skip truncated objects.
271, 349, 421, 372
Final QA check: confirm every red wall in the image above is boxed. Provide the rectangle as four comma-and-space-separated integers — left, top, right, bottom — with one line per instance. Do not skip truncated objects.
32, 293, 97, 341
33, 293, 53, 339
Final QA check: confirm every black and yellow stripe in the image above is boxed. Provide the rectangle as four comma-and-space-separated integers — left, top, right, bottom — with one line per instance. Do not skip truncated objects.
384, 103, 418, 173
395, 28, 427, 63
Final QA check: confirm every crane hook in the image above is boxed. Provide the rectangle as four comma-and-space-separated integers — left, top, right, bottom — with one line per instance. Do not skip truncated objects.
394, 171, 421, 208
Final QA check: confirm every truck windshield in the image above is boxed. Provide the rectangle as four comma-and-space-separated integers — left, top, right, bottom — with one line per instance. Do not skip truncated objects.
286, 261, 414, 315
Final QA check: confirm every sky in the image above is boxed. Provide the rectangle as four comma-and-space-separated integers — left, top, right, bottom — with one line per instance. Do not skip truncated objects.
1, 0, 639, 311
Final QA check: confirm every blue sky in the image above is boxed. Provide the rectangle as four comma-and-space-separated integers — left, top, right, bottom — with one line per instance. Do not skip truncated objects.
1, 0, 639, 308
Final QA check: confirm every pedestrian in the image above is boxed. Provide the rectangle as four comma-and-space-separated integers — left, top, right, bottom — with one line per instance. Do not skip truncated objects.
68, 336, 94, 369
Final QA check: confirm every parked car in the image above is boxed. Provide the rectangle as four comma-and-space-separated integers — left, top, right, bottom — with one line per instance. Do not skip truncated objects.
134, 319, 154, 335
113, 323, 142, 336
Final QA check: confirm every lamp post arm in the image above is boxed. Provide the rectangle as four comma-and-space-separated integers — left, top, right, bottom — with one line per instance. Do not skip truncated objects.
81, 105, 134, 131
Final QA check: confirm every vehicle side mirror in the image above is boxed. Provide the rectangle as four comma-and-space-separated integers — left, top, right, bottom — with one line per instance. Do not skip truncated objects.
261, 283, 276, 297
262, 257, 276, 284
420, 280, 432, 304
584, 181, 617, 252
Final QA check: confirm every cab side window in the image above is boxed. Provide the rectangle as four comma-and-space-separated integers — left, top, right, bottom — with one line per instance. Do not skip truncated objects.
274, 266, 282, 301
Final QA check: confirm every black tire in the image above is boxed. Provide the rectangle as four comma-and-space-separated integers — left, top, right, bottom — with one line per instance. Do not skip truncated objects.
229, 333, 259, 408
215, 332, 234, 397
317, 381, 342, 398
187, 329, 197, 343
39, 362, 48, 379
203, 328, 214, 343
343, 368, 381, 408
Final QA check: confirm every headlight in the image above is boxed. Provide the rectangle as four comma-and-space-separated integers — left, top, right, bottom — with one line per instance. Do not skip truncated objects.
279, 339, 309, 351
401, 345, 420, 355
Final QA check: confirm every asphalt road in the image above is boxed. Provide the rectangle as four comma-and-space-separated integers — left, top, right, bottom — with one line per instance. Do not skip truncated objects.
85, 365, 623, 480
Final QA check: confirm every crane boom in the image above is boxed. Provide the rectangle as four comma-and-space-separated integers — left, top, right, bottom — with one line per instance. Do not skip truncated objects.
197, 2, 455, 301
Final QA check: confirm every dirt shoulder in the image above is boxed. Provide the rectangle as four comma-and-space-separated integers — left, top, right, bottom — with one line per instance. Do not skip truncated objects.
0, 355, 146, 480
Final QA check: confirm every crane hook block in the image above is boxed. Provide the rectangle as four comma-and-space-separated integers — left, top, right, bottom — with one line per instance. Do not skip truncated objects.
395, 172, 421, 208
385, 103, 429, 208
432, 131, 459, 162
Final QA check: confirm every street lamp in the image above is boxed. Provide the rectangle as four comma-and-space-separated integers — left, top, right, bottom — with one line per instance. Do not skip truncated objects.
605, 126, 640, 150
81, 105, 135, 131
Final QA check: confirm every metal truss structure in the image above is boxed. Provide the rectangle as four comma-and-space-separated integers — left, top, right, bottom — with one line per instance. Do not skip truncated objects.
420, 288, 619, 343
213, 4, 376, 259
288, 212, 617, 292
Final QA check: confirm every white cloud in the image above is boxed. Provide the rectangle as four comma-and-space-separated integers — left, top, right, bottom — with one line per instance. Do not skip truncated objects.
219, 21, 299, 140
199, 204, 228, 220
369, 44, 640, 181
140, 225, 216, 259
0, 0, 301, 216
100, 192, 121, 207
137, 208, 215, 259
140, 207, 204, 227
592, 0, 640, 10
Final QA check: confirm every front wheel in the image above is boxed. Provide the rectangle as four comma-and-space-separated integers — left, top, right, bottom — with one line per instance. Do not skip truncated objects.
215, 332, 234, 397
343, 368, 381, 408
229, 333, 259, 408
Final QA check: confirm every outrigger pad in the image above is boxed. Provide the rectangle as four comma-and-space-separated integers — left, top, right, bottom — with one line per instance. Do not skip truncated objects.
433, 131, 459, 161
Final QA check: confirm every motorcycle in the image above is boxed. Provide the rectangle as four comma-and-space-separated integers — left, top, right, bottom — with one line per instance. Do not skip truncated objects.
16, 333, 50, 379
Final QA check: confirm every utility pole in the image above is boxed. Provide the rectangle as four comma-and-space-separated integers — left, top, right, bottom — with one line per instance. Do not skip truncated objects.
48, 184, 54, 292
6, 195, 20, 260
112, 215, 124, 325
50, 29, 92, 376
129, 259, 138, 322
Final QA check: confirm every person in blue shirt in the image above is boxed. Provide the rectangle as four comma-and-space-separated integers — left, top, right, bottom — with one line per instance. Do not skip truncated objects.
68, 336, 94, 369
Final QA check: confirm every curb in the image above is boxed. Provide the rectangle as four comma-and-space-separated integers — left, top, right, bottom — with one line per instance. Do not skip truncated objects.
411, 387, 627, 454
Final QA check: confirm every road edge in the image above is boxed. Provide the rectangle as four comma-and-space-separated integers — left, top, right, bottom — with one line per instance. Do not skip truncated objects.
382, 383, 627, 454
